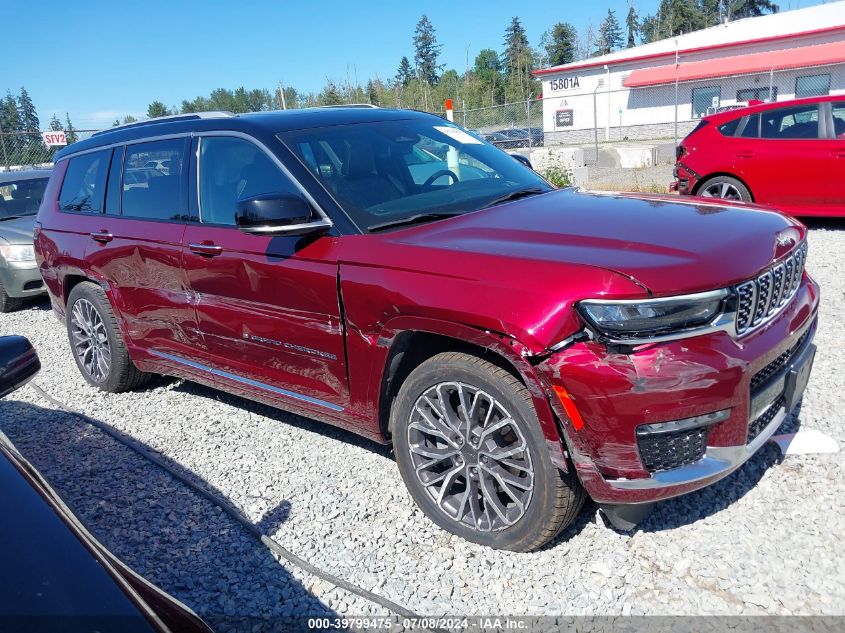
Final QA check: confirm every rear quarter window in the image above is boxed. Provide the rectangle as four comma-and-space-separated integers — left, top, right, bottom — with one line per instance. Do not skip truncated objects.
58, 150, 111, 213
718, 118, 741, 136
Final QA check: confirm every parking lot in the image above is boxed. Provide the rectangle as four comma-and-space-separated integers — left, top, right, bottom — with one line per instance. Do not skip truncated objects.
0, 222, 843, 623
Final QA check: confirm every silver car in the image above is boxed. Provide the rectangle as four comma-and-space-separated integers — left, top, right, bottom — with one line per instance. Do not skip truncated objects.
0, 170, 51, 312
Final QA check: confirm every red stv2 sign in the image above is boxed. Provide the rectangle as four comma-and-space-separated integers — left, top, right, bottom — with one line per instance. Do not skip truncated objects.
41, 131, 67, 146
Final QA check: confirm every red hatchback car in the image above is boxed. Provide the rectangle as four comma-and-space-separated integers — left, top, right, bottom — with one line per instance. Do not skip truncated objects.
674, 95, 845, 216
34, 108, 819, 551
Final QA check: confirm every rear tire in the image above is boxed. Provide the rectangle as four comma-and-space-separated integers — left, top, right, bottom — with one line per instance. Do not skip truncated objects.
66, 282, 150, 392
392, 352, 585, 551
696, 175, 752, 202
0, 281, 23, 313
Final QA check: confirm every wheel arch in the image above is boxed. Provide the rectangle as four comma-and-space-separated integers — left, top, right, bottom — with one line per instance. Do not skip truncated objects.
374, 318, 570, 472
692, 172, 755, 201
62, 273, 94, 305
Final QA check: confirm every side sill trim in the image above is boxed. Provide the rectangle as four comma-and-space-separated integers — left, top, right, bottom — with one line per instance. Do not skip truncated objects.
148, 350, 344, 412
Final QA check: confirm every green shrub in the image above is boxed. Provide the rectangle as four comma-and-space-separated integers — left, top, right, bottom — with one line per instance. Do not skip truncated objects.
540, 165, 572, 188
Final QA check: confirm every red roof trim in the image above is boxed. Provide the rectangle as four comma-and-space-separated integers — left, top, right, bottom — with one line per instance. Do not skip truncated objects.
533, 23, 845, 77
623, 40, 845, 88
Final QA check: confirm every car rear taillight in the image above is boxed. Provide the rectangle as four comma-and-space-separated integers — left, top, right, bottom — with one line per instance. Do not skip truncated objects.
676, 145, 687, 160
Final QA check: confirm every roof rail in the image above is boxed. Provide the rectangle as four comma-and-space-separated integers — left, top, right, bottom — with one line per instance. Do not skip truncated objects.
93, 111, 236, 136
317, 103, 380, 109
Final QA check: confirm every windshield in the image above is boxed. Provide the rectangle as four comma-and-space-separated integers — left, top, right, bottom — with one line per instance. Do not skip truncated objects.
278, 118, 551, 232
0, 177, 49, 219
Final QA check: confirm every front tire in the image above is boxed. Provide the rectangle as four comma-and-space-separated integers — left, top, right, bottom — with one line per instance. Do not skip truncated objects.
0, 280, 23, 313
392, 352, 584, 551
66, 282, 150, 392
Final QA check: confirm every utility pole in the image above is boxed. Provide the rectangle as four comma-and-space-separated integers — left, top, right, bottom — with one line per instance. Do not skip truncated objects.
278, 81, 288, 110
0, 120, 9, 172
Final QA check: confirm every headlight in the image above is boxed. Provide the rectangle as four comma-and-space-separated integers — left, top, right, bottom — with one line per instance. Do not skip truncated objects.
577, 290, 728, 341
0, 244, 36, 262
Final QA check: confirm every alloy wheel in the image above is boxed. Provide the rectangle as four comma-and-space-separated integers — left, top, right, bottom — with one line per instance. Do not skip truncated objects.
700, 181, 743, 200
407, 382, 534, 532
70, 298, 112, 383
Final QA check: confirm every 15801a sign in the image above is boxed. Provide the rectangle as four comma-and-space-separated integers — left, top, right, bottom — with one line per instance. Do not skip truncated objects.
549, 77, 580, 92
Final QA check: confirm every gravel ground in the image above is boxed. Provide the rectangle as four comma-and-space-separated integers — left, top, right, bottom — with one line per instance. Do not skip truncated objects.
585, 165, 675, 193
1, 223, 844, 621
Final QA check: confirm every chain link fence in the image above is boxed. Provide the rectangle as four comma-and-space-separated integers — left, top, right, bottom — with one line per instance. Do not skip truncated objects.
0, 130, 97, 172
452, 63, 842, 165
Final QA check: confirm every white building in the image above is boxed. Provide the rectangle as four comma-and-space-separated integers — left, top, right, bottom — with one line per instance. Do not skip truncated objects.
535, 2, 845, 144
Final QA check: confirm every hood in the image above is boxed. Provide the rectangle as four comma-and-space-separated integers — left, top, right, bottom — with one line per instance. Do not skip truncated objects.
0, 215, 36, 245
388, 188, 803, 295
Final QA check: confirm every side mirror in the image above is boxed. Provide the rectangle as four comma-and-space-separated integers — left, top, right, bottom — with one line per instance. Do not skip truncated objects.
509, 153, 533, 170
235, 193, 331, 237
0, 336, 40, 399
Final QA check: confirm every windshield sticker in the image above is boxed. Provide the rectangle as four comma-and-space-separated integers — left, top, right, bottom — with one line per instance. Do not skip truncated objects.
434, 126, 483, 145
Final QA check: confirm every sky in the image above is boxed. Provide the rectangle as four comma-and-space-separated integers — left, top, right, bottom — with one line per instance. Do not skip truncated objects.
3, 0, 828, 130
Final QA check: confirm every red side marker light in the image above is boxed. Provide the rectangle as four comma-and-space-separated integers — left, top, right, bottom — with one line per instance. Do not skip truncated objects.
552, 385, 585, 431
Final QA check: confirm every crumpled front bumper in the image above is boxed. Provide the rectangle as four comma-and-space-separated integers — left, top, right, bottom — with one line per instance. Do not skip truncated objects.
537, 274, 819, 506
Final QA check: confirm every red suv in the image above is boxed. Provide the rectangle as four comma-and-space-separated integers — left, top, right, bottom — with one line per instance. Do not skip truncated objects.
35, 109, 819, 551
674, 95, 845, 216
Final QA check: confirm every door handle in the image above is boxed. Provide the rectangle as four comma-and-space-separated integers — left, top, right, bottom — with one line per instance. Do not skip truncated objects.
189, 242, 223, 257
834, 151, 845, 159
90, 231, 113, 243
737, 151, 756, 158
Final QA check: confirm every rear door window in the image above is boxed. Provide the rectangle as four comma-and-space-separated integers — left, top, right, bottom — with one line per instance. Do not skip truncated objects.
761, 105, 820, 140
59, 150, 111, 213
121, 139, 187, 221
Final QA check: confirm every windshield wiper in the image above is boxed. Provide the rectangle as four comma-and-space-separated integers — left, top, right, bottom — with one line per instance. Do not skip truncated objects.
483, 187, 547, 208
0, 215, 25, 221
368, 212, 461, 232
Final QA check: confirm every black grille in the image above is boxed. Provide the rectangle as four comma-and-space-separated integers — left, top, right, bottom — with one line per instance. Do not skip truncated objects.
747, 395, 785, 443
637, 426, 708, 473
23, 280, 43, 291
735, 241, 807, 335
750, 330, 809, 393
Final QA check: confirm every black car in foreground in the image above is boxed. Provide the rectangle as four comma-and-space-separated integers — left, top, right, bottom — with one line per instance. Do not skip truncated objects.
0, 335, 211, 633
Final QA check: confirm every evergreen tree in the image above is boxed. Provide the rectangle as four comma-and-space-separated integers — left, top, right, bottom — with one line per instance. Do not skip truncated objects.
147, 101, 169, 118
474, 49, 501, 74
317, 80, 345, 106
123, 115, 138, 124
112, 119, 120, 127
413, 15, 443, 84
626, 3, 639, 47
279, 86, 299, 109
598, 9, 624, 55
502, 17, 530, 75
64, 113, 77, 143
49, 114, 62, 131
471, 49, 504, 106
729, 0, 778, 19
395, 56, 413, 88
545, 22, 578, 67
17, 87, 40, 132
640, 0, 707, 42
1, 92, 22, 133
366, 79, 380, 106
